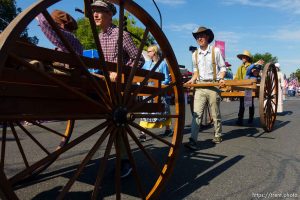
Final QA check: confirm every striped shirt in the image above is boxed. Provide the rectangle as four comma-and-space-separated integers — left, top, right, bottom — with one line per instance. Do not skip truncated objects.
36, 14, 83, 55
99, 25, 144, 67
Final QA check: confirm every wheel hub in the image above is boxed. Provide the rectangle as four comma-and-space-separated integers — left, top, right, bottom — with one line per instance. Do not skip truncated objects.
113, 106, 128, 127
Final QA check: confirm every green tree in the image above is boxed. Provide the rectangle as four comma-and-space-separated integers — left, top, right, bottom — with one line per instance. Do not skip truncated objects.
0, 0, 38, 44
75, 12, 154, 50
252, 52, 278, 64
294, 68, 300, 82
75, 18, 97, 49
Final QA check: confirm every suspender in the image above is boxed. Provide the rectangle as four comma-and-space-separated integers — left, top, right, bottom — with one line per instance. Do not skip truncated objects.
212, 46, 216, 81
195, 46, 217, 81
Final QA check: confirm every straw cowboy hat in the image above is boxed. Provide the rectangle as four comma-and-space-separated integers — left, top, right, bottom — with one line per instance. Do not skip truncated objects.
192, 26, 214, 44
237, 50, 253, 62
51, 10, 78, 31
91, 0, 117, 16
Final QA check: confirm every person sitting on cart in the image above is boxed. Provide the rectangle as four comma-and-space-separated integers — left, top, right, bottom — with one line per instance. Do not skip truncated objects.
91, 0, 144, 82
185, 26, 226, 150
91, 0, 144, 178
234, 50, 254, 125
245, 59, 264, 80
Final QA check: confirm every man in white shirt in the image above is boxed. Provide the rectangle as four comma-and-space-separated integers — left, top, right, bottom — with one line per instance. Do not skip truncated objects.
185, 26, 226, 150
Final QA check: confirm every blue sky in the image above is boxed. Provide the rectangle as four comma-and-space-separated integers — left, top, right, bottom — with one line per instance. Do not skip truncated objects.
17, 0, 300, 77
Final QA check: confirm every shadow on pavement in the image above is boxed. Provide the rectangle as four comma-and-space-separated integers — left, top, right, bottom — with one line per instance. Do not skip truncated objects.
17, 138, 242, 200
159, 149, 244, 200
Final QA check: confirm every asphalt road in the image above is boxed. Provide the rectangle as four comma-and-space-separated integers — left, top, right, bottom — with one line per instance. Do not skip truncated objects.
6, 95, 300, 200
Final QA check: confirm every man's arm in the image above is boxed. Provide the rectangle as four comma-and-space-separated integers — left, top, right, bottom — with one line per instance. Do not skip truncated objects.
123, 31, 144, 67
36, 14, 83, 55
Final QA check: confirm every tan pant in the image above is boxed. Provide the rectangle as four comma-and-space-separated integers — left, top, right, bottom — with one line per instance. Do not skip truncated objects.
191, 87, 222, 141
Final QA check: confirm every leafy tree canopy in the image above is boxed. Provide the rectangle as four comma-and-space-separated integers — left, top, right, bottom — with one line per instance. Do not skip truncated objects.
293, 68, 300, 81
252, 52, 278, 65
0, 0, 38, 44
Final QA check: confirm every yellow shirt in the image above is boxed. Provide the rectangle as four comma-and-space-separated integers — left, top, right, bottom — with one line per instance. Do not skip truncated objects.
234, 62, 252, 80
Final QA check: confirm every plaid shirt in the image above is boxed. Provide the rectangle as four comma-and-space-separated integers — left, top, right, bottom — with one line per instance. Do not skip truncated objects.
36, 14, 83, 55
99, 25, 144, 67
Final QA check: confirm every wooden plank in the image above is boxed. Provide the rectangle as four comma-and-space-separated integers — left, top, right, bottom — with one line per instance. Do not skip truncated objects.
185, 79, 257, 88
0, 95, 164, 120
13, 41, 164, 80
0, 68, 163, 97
221, 91, 257, 97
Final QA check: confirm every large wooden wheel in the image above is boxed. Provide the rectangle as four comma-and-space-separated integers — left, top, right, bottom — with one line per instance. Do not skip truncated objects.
0, 0, 185, 199
259, 63, 278, 132
0, 120, 74, 183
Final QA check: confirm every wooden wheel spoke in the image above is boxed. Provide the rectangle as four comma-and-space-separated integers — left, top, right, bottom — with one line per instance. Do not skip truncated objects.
42, 10, 112, 109
129, 83, 176, 112
83, 0, 116, 105
0, 122, 7, 171
271, 100, 277, 115
28, 120, 67, 138
132, 113, 179, 119
125, 125, 163, 176
116, 1, 126, 105
114, 130, 122, 200
10, 120, 110, 185
123, 28, 150, 104
9, 123, 30, 169
9, 53, 110, 112
121, 127, 146, 198
16, 122, 50, 155
129, 122, 175, 148
91, 129, 117, 200
130, 57, 164, 101
57, 125, 114, 200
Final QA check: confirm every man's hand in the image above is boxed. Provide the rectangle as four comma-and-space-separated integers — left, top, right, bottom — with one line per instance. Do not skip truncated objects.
255, 59, 264, 66
110, 72, 117, 81
218, 79, 226, 88
184, 79, 196, 86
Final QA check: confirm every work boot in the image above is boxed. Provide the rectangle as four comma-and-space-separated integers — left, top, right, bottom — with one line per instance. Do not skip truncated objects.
212, 136, 222, 144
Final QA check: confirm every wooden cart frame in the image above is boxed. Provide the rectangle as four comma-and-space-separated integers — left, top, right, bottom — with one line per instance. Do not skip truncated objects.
186, 63, 279, 132
0, 0, 185, 199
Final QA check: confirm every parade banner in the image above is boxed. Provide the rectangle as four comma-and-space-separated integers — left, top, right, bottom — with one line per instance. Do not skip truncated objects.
215, 40, 225, 60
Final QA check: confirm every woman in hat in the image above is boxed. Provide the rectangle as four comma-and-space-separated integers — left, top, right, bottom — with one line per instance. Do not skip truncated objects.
185, 26, 226, 150
234, 50, 254, 125
36, 10, 83, 55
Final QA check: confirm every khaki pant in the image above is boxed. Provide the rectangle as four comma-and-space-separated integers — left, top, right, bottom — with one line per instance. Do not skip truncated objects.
191, 87, 222, 141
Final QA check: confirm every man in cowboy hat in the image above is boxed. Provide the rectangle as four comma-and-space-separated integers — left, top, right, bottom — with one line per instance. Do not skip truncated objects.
91, 0, 144, 81
185, 26, 226, 150
234, 50, 254, 125
91, 0, 144, 178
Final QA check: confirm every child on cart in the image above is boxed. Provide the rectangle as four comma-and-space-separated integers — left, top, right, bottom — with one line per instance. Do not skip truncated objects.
245, 59, 264, 80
